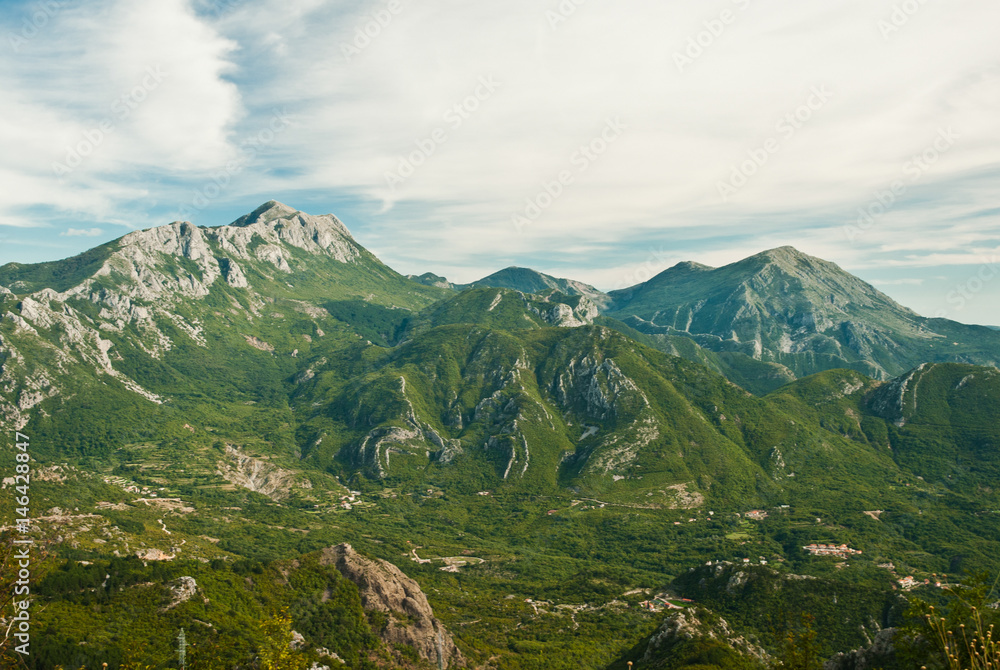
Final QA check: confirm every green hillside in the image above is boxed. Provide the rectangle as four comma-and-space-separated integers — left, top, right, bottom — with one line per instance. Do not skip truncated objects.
3, 205, 1000, 669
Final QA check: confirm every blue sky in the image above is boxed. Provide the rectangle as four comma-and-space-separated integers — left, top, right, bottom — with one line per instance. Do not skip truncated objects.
1, 0, 999, 324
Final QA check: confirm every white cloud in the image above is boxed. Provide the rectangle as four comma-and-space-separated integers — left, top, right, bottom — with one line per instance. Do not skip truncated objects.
0, 0, 242, 224
1, 0, 999, 316
869, 278, 925, 286
60, 228, 104, 237
204, 0, 1000, 270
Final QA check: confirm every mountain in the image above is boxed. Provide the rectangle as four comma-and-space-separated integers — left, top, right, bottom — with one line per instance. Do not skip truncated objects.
6, 203, 1000, 669
410, 266, 612, 310
0, 200, 447, 432
467, 267, 612, 309
322, 543, 464, 668
414, 249, 1000, 395
407, 271, 454, 289
20, 542, 460, 669
607, 246, 1000, 383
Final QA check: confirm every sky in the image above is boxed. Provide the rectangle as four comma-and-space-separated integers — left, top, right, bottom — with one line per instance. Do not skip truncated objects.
1, 0, 999, 324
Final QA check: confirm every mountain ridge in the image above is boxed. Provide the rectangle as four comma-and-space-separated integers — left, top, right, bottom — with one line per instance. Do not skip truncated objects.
4, 202, 1000, 668
410, 265, 613, 310
606, 245, 1000, 382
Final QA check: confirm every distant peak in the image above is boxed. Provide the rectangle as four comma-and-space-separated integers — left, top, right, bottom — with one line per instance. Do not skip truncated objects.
262, 199, 296, 213
754, 246, 812, 262
672, 261, 713, 272
482, 266, 535, 277
229, 200, 299, 228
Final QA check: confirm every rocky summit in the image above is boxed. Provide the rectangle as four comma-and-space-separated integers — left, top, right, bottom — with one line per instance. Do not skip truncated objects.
606, 246, 1000, 384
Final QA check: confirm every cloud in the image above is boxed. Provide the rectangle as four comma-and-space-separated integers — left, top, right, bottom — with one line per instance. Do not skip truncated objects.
0, 0, 242, 223
60, 227, 104, 237
1, 0, 999, 317
202, 0, 1000, 277
869, 278, 925, 286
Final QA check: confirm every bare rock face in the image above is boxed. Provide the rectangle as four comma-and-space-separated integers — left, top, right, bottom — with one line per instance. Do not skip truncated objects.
319, 544, 464, 669
542, 297, 599, 327
216, 445, 298, 501
136, 547, 175, 561
641, 607, 769, 667
163, 576, 198, 610
823, 628, 898, 670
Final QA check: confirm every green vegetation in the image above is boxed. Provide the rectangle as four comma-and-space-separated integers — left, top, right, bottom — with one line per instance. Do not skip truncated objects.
0, 242, 118, 294
606, 247, 1000, 385
3, 207, 1000, 668
6, 541, 381, 669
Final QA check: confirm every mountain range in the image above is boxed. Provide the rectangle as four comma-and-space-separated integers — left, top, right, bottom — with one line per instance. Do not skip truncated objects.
2, 201, 999, 669
416, 246, 1000, 393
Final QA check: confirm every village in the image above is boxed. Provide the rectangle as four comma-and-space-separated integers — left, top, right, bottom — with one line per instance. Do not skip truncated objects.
103, 475, 167, 498
802, 543, 863, 559
336, 490, 362, 510
875, 562, 950, 591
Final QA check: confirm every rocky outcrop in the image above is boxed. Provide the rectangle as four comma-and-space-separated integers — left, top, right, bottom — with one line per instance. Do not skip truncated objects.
540, 295, 599, 327
867, 363, 928, 427
136, 547, 175, 561
243, 335, 275, 352
163, 576, 199, 610
640, 607, 768, 667
319, 544, 464, 669
348, 376, 461, 479
216, 445, 299, 500
824, 628, 898, 670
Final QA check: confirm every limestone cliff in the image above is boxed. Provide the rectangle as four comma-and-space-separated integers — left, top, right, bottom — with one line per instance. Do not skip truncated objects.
319, 544, 464, 669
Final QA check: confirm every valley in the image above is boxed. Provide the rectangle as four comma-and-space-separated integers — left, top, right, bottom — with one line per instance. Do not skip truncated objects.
2, 202, 999, 669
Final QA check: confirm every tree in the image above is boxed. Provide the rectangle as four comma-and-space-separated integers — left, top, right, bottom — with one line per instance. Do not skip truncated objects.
256, 610, 309, 670
901, 573, 1000, 670
771, 614, 821, 670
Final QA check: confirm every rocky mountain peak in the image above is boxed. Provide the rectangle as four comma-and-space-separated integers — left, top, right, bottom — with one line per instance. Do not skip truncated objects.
319, 543, 464, 668
228, 200, 299, 227
74, 202, 363, 303
754, 245, 809, 263
735, 246, 843, 279
606, 245, 941, 381
671, 260, 714, 272
469, 266, 611, 310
